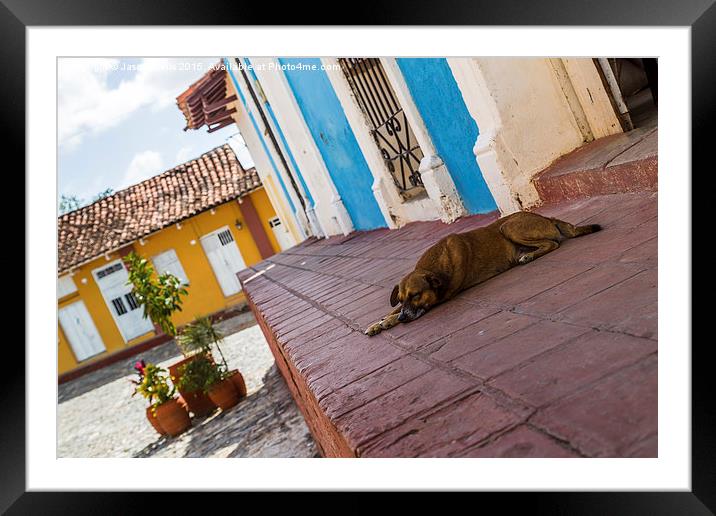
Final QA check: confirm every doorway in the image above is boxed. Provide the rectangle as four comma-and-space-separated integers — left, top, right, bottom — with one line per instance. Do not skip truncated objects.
268, 216, 293, 251
599, 58, 658, 130
59, 300, 106, 361
200, 226, 247, 297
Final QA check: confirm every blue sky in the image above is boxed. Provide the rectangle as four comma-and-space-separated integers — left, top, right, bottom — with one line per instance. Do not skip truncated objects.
58, 58, 254, 205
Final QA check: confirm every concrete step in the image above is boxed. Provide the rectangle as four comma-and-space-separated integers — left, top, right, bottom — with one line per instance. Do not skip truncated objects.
533, 126, 657, 204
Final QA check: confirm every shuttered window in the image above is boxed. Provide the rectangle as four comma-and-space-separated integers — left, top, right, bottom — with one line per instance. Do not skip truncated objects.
57, 275, 78, 299
152, 249, 189, 285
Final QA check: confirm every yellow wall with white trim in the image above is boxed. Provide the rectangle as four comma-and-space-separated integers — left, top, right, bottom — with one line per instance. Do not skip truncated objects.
57, 188, 279, 376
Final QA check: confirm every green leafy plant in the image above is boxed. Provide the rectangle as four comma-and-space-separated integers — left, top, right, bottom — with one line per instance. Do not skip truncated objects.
124, 251, 188, 337
175, 316, 227, 365
176, 355, 228, 394
131, 361, 176, 412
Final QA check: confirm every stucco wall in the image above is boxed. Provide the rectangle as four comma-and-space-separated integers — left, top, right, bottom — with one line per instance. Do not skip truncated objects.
224, 58, 306, 243
448, 58, 590, 212
279, 58, 387, 231
250, 58, 353, 236
396, 58, 497, 215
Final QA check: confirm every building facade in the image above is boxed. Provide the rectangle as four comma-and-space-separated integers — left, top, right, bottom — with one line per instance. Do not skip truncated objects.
57, 145, 282, 377
206, 57, 640, 241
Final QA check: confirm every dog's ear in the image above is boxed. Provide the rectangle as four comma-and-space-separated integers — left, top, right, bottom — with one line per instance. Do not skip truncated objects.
425, 272, 446, 291
390, 284, 400, 307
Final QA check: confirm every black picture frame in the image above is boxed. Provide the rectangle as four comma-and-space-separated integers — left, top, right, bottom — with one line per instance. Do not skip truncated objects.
6, 0, 707, 512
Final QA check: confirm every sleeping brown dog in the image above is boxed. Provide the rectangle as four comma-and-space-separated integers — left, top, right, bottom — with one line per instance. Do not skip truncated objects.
365, 211, 600, 336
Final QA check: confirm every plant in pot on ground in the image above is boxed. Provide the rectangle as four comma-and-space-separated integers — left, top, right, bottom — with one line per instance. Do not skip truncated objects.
176, 354, 240, 412
123, 252, 215, 414
132, 361, 190, 437
130, 360, 165, 436
124, 252, 188, 338
177, 316, 247, 400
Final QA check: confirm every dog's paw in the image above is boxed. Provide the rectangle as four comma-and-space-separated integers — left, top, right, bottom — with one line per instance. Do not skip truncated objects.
518, 254, 534, 264
364, 322, 383, 336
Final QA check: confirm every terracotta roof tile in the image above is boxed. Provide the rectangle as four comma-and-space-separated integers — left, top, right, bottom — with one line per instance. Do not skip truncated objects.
58, 144, 261, 274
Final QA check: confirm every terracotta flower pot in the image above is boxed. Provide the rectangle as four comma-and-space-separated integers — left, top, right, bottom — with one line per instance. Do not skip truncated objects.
146, 406, 167, 436
207, 378, 239, 411
227, 369, 247, 399
154, 398, 191, 437
168, 354, 217, 417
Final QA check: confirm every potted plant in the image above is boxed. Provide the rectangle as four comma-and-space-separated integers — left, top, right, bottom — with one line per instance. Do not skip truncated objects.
177, 316, 248, 400
177, 355, 240, 412
123, 252, 215, 415
131, 360, 166, 436
124, 252, 188, 337
133, 361, 191, 437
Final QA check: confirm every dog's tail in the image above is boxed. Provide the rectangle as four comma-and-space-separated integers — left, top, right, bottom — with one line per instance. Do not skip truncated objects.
553, 218, 602, 238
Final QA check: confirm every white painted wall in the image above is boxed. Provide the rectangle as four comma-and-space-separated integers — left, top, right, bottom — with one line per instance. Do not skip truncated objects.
250, 57, 354, 236
225, 62, 305, 244
448, 57, 617, 213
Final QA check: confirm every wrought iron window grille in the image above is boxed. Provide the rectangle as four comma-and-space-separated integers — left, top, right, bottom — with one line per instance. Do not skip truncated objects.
339, 58, 426, 199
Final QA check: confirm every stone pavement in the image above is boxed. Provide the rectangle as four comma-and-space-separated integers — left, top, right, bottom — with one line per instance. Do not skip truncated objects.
57, 312, 319, 458
239, 191, 657, 458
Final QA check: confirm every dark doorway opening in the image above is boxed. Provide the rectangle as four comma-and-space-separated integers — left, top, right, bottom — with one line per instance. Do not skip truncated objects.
602, 58, 658, 130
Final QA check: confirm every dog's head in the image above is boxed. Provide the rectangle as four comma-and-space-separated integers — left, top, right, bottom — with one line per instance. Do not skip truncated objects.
391, 270, 446, 322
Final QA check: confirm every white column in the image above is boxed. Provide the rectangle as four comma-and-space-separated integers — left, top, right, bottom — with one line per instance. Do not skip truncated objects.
380, 58, 467, 223
251, 58, 354, 237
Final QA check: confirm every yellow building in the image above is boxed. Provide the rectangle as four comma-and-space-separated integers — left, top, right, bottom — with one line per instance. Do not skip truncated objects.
57, 144, 291, 380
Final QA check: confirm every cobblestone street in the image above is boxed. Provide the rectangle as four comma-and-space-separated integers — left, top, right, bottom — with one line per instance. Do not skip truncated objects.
58, 312, 319, 458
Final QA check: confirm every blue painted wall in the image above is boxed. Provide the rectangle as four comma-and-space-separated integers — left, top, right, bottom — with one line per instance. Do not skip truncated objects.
396, 58, 497, 214
224, 58, 297, 214
279, 58, 387, 231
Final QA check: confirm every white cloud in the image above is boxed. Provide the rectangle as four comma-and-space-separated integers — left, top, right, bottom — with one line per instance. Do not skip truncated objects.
121, 150, 164, 189
58, 57, 222, 150
175, 146, 195, 164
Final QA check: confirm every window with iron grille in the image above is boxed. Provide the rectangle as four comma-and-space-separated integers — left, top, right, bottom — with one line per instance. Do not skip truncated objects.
338, 58, 425, 198
125, 292, 140, 311
111, 297, 128, 316
218, 229, 234, 246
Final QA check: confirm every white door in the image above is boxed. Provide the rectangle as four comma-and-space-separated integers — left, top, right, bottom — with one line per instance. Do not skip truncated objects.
268, 216, 293, 251
59, 301, 106, 361
200, 226, 247, 296
92, 260, 154, 342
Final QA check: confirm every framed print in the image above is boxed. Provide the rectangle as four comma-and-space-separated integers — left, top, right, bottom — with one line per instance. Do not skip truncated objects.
6, 0, 708, 512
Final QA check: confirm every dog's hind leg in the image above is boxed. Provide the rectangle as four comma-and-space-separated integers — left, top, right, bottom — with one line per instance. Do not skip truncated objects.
500, 216, 562, 264
515, 240, 560, 263
365, 306, 402, 336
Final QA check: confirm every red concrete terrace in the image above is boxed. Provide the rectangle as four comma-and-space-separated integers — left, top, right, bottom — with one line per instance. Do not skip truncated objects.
238, 187, 657, 457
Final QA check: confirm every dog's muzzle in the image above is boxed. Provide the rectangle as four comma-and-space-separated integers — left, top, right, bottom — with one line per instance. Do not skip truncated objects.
398, 306, 426, 322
